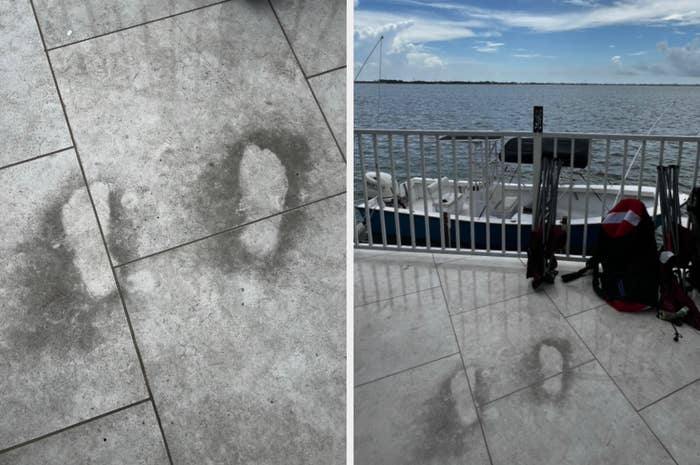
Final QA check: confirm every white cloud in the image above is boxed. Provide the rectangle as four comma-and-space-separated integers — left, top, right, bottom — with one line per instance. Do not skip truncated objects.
512, 53, 556, 58
657, 38, 700, 76
401, 0, 700, 33
406, 51, 444, 67
474, 41, 504, 53
609, 44, 616, 48
563, 0, 599, 7
354, 10, 477, 53
611, 55, 622, 63
629, 50, 648, 55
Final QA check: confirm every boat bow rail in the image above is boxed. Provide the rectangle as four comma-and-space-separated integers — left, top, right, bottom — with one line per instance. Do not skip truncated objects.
354, 120, 700, 260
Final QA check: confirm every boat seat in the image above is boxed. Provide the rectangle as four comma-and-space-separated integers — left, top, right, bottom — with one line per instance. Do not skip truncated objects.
490, 195, 520, 219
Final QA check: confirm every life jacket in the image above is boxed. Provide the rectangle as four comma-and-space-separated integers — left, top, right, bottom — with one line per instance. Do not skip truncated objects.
562, 198, 659, 311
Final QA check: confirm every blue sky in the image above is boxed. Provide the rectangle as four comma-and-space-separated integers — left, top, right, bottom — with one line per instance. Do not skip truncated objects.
354, 0, 700, 83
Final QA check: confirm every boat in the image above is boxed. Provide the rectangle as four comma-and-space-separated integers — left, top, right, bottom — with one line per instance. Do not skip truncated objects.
355, 136, 689, 255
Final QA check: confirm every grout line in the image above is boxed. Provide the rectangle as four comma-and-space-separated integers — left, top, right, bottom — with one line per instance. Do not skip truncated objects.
44, 0, 234, 52
432, 254, 495, 465
306, 64, 346, 80
27, 3, 175, 464
638, 377, 700, 412
478, 358, 596, 408
543, 290, 682, 465
115, 191, 345, 268
0, 146, 74, 172
267, 0, 346, 163
446, 288, 537, 317
354, 352, 460, 389
562, 302, 608, 320
0, 398, 151, 455
354, 284, 443, 308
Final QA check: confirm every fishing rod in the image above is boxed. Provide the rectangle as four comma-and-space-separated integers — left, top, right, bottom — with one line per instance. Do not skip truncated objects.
613, 99, 677, 205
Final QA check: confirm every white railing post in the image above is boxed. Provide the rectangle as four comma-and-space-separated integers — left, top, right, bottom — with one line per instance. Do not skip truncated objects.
531, 106, 544, 221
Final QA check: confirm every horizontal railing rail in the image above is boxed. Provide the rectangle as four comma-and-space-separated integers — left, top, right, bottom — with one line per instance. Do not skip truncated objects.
353, 122, 700, 260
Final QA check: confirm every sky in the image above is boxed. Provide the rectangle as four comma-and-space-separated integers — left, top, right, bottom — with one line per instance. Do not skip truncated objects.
353, 0, 700, 84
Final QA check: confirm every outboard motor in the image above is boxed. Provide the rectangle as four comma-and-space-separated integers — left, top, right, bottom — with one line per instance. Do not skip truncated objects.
365, 171, 399, 205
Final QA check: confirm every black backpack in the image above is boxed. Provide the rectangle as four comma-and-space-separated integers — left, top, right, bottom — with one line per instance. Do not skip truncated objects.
562, 198, 659, 311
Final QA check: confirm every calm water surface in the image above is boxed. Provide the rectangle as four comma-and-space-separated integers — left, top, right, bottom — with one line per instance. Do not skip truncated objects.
354, 83, 700, 204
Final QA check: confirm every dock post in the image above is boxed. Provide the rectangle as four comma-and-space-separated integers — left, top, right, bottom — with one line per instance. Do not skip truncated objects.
531, 106, 544, 221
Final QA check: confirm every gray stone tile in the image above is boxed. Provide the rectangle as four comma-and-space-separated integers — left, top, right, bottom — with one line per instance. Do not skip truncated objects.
50, 1, 344, 265
116, 195, 345, 464
32, 0, 216, 49
0, 151, 147, 449
437, 255, 533, 314
452, 293, 592, 405
354, 252, 439, 306
0, 402, 167, 464
544, 261, 606, 316
480, 361, 676, 465
354, 248, 390, 262
0, 1, 70, 167
355, 354, 490, 465
355, 287, 458, 385
641, 380, 700, 465
270, 0, 345, 76
569, 307, 700, 409
309, 67, 346, 155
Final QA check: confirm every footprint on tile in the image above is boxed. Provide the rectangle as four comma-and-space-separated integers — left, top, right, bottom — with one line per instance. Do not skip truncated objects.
61, 182, 113, 298
192, 129, 314, 270
237, 143, 288, 258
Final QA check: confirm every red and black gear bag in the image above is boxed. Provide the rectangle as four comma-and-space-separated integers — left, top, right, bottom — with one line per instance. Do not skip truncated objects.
593, 198, 659, 311
563, 198, 659, 311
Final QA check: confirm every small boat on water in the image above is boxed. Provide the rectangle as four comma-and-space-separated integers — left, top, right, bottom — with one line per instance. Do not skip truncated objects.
355, 137, 689, 255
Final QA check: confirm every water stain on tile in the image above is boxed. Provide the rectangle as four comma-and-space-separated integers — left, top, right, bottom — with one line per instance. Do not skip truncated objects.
471, 367, 490, 406
5, 184, 117, 356
107, 185, 141, 265
414, 368, 480, 462
471, 337, 575, 405
193, 128, 313, 272
525, 338, 574, 403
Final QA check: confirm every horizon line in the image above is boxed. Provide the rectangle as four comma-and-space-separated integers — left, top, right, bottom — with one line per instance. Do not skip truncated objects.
355, 79, 700, 86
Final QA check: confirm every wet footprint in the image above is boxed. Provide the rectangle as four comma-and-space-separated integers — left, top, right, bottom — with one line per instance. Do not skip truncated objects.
61, 182, 112, 298
237, 143, 289, 258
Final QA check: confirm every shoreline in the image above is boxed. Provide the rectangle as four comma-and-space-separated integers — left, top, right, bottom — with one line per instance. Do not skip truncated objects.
355, 80, 700, 87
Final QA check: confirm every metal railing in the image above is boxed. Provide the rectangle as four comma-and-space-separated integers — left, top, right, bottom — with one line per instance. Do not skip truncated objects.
353, 111, 700, 260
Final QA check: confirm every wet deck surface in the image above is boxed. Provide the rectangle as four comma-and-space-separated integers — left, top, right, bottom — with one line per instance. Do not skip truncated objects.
0, 1, 345, 462
355, 249, 700, 465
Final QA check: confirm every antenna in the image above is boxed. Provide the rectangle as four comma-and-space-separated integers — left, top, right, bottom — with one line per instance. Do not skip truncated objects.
354, 35, 384, 82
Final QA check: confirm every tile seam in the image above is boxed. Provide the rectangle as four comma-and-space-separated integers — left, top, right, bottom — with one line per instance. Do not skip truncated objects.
27, 2, 175, 463
433, 254, 495, 465
0, 398, 151, 456
43, 0, 234, 52
0, 146, 74, 172
542, 290, 681, 465
267, 0, 346, 162
354, 352, 461, 389
115, 190, 346, 268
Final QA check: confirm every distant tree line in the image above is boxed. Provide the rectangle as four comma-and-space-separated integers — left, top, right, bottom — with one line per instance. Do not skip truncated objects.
354, 79, 700, 86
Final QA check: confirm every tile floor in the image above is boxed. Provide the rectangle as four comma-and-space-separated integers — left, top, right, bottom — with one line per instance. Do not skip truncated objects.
0, 0, 345, 463
355, 249, 700, 465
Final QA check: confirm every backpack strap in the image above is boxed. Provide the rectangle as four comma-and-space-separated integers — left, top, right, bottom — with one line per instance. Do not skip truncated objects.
561, 266, 589, 283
